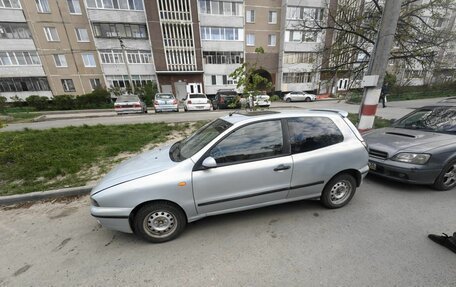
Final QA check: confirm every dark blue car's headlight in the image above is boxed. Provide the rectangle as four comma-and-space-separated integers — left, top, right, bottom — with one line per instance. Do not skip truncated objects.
392, 153, 431, 165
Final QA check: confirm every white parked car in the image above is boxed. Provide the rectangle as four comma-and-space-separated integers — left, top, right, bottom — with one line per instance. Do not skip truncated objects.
183, 93, 211, 112
283, 91, 316, 102
254, 94, 271, 107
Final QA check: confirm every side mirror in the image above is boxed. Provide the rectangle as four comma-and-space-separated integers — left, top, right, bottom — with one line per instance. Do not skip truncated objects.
202, 157, 217, 168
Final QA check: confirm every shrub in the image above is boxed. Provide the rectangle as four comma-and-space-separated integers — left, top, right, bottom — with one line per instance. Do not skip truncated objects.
25, 95, 49, 111
9, 95, 26, 108
52, 95, 75, 110
0, 96, 7, 112
75, 88, 112, 109
269, 95, 281, 102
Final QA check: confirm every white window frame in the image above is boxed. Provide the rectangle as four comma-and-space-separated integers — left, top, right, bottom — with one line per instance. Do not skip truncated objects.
268, 34, 276, 47
44, 27, 60, 41
67, 0, 82, 14
82, 53, 96, 67
75, 28, 89, 42
61, 79, 76, 92
246, 34, 255, 46
53, 54, 68, 67
246, 10, 255, 23
0, 0, 22, 8
89, 78, 101, 90
268, 11, 277, 24
35, 0, 51, 13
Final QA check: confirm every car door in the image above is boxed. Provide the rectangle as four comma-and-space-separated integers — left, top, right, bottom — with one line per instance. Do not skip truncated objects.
192, 120, 293, 214
286, 117, 345, 198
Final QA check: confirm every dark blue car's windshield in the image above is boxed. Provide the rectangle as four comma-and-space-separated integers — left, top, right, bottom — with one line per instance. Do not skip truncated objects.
170, 119, 233, 162
393, 106, 456, 133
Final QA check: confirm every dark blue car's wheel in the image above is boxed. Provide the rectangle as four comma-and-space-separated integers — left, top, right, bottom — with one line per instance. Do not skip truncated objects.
433, 159, 456, 191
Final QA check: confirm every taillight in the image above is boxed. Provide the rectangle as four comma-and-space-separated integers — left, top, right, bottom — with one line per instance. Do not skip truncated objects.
154, 100, 159, 105
134, 104, 141, 108
173, 99, 177, 104
187, 100, 192, 104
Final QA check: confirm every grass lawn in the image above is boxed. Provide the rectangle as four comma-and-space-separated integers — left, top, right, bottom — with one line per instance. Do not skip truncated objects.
0, 122, 204, 196
1, 107, 42, 125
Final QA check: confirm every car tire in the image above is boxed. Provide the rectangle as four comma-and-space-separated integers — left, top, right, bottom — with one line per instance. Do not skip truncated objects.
320, 173, 356, 209
432, 159, 456, 191
184, 107, 188, 112
285, 98, 291, 103
144, 109, 148, 114
175, 109, 179, 112
305, 97, 311, 102
134, 201, 187, 243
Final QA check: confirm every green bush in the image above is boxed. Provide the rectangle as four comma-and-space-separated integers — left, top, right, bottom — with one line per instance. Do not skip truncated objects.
25, 95, 49, 111
75, 88, 112, 109
136, 81, 158, 106
52, 95, 75, 110
269, 95, 281, 102
0, 96, 7, 112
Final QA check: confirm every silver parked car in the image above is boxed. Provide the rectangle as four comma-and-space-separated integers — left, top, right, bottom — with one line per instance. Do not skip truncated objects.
364, 103, 456, 190
283, 91, 316, 102
91, 110, 369, 242
154, 93, 179, 113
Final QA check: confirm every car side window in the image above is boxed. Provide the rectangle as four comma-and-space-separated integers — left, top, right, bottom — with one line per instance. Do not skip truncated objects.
209, 120, 284, 164
287, 117, 344, 154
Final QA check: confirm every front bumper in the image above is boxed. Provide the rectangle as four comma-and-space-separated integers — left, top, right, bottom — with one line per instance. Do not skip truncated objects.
91, 206, 133, 233
368, 158, 441, 185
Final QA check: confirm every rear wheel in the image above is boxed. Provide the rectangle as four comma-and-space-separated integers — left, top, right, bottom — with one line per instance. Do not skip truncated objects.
305, 97, 311, 102
320, 174, 356, 209
134, 202, 187, 243
433, 159, 456, 191
285, 98, 291, 103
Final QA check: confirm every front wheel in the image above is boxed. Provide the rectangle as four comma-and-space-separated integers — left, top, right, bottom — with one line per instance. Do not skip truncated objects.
305, 97, 311, 102
134, 202, 187, 243
433, 159, 456, 191
285, 98, 291, 103
320, 174, 356, 209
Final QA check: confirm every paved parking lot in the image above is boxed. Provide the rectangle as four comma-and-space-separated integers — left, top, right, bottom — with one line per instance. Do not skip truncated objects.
1, 176, 455, 286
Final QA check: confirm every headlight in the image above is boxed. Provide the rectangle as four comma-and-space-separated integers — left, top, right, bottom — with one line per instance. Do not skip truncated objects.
392, 153, 431, 165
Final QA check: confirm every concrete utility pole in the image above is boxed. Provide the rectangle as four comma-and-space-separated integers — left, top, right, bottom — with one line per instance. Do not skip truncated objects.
358, 0, 403, 131
118, 37, 135, 94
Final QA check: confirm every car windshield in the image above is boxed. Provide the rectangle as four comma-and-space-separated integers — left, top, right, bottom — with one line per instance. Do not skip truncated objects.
169, 119, 233, 162
116, 96, 140, 102
156, 94, 174, 100
190, 94, 206, 99
392, 106, 456, 133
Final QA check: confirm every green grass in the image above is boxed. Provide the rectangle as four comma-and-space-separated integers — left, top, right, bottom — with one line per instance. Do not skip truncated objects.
0, 122, 197, 196
348, 113, 391, 129
1, 107, 42, 125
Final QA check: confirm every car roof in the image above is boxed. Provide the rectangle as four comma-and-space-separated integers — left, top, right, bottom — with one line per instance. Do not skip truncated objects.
220, 109, 348, 124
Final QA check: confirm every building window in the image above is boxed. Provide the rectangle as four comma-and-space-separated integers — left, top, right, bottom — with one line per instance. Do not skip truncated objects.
86, 0, 144, 10
199, 0, 243, 16
286, 6, 324, 21
44, 27, 60, 41
203, 51, 243, 64
75, 28, 89, 42
90, 78, 101, 90
0, 0, 21, 8
0, 77, 50, 92
61, 79, 76, 92
0, 23, 32, 39
283, 72, 313, 83
211, 75, 216, 85
246, 34, 255, 46
0, 51, 41, 66
268, 34, 276, 46
35, 0, 50, 13
67, 0, 81, 14
53, 54, 68, 67
283, 52, 316, 64
82, 53, 96, 67
268, 11, 277, 24
105, 75, 154, 88
246, 10, 255, 23
285, 30, 318, 42
337, 78, 349, 91
200, 27, 243, 41
92, 23, 148, 39
99, 50, 152, 64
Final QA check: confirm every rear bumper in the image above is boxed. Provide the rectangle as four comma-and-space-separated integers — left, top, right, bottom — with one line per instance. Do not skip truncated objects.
154, 105, 178, 112
368, 158, 441, 185
115, 108, 143, 114
186, 103, 211, 111
91, 206, 133, 233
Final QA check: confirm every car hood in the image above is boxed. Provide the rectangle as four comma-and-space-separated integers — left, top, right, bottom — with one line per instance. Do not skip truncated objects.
91, 145, 176, 195
364, 127, 455, 155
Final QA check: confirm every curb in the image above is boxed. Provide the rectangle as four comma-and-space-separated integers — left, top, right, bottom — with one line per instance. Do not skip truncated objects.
0, 185, 94, 206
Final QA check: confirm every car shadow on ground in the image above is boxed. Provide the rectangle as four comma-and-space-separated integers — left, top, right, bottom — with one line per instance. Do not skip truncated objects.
365, 174, 435, 194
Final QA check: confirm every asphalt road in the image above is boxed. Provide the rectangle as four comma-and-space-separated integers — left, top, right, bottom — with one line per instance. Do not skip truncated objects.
1, 176, 455, 286
2, 97, 443, 132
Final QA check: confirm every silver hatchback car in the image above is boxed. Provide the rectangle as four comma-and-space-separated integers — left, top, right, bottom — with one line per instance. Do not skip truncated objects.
91, 110, 369, 242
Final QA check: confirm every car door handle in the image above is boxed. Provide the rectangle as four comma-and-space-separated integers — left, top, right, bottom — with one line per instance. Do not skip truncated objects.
274, 164, 291, 172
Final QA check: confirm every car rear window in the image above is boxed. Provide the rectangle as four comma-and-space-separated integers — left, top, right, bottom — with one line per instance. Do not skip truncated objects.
287, 117, 344, 153
156, 94, 174, 100
116, 96, 140, 102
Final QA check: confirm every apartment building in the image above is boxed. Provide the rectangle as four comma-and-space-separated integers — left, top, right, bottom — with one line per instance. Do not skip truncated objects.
0, 0, 51, 100
145, 0, 204, 99
85, 0, 156, 90
21, 0, 104, 96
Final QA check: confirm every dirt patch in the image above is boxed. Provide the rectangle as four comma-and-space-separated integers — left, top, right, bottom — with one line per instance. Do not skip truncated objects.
53, 238, 72, 251
48, 206, 78, 219
13, 264, 31, 277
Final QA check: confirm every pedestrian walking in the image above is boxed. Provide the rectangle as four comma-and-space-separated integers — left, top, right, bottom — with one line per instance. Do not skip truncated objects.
379, 84, 388, 108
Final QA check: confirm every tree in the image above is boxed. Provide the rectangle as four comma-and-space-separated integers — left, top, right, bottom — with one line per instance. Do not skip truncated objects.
300, 0, 456, 90
229, 47, 273, 109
